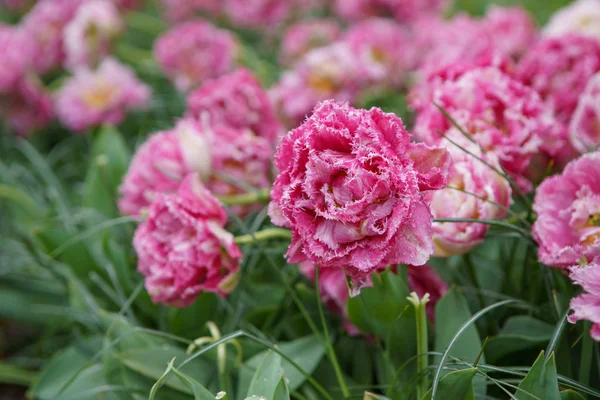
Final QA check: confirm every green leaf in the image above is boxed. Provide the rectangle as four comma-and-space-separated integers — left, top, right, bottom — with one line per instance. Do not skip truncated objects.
434, 288, 486, 397
82, 125, 130, 217
273, 376, 291, 400
247, 350, 283, 398
559, 390, 586, 400
237, 335, 325, 400
486, 316, 554, 362
516, 351, 560, 400
0, 362, 37, 386
421, 368, 477, 400
170, 367, 215, 400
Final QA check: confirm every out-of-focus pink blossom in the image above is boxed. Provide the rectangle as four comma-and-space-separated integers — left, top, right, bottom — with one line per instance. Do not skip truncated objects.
223, 0, 292, 28
482, 6, 537, 60
55, 57, 151, 132
120, 118, 272, 217
280, 20, 340, 66
159, 0, 222, 23
571, 73, 600, 153
112, 0, 141, 10
545, 0, 600, 40
569, 258, 600, 340
428, 149, 512, 257
133, 173, 241, 307
269, 101, 451, 283
119, 119, 212, 217
0, 75, 53, 136
63, 0, 123, 70
270, 43, 383, 126
407, 264, 448, 321
334, 0, 449, 23
412, 67, 553, 190
533, 152, 600, 266
186, 69, 282, 142
518, 34, 600, 125
0, 26, 35, 93
341, 18, 409, 86
22, 0, 83, 74
154, 20, 238, 92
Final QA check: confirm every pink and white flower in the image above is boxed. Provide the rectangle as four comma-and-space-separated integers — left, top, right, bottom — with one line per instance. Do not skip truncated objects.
481, 5, 537, 60
412, 67, 553, 190
429, 150, 512, 257
569, 258, 600, 340
133, 173, 241, 307
544, 0, 600, 40
280, 19, 340, 66
154, 20, 238, 92
0, 25, 35, 93
533, 151, 600, 266
63, 0, 124, 70
159, 0, 222, 23
269, 101, 451, 282
55, 57, 151, 132
223, 0, 292, 28
186, 68, 282, 142
571, 73, 600, 153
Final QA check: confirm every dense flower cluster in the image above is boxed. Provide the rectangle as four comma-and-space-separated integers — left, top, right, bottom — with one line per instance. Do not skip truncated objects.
269, 101, 450, 282
154, 20, 238, 92
570, 73, 600, 152
55, 57, 151, 132
133, 174, 241, 306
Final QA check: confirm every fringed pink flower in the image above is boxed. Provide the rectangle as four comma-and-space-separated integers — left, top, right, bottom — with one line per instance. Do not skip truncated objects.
1, 75, 53, 136
133, 173, 241, 307
533, 151, 600, 266
269, 101, 451, 282
544, 0, 600, 40
55, 57, 151, 132
154, 20, 238, 92
21, 0, 83, 74
428, 149, 512, 257
186, 68, 282, 142
412, 67, 553, 191
280, 19, 340, 66
481, 6, 537, 60
119, 119, 212, 217
334, 0, 449, 23
63, 0, 124, 70
569, 258, 600, 340
570, 73, 600, 153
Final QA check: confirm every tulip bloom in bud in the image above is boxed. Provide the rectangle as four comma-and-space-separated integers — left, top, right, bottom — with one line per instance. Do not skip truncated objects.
134, 174, 241, 306
533, 152, 600, 266
429, 150, 512, 257
269, 101, 450, 283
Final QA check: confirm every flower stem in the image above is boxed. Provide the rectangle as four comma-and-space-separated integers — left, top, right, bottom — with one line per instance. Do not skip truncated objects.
408, 292, 429, 400
234, 228, 291, 245
315, 266, 350, 399
218, 188, 270, 206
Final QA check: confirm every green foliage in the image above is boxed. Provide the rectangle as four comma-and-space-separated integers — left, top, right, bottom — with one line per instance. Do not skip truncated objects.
516, 351, 561, 400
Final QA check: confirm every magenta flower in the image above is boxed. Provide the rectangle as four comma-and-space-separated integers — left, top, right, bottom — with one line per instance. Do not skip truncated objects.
119, 119, 212, 217
186, 69, 282, 142
21, 0, 83, 74
533, 152, 600, 267
269, 101, 451, 281
154, 20, 238, 92
518, 34, 600, 125
334, 0, 449, 23
223, 0, 292, 28
570, 73, 600, 153
428, 150, 512, 257
63, 0, 124, 70
0, 26, 34, 93
280, 19, 340, 66
412, 67, 553, 190
55, 57, 151, 132
1, 75, 54, 136
159, 0, 222, 23
481, 6, 537, 60
120, 119, 272, 217
544, 0, 600, 40
133, 173, 241, 307
569, 258, 600, 340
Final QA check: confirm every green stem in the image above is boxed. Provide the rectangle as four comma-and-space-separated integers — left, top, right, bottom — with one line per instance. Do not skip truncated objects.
408, 293, 429, 400
218, 188, 270, 206
315, 266, 350, 399
0, 184, 44, 218
234, 228, 291, 245
579, 322, 593, 387
0, 363, 37, 386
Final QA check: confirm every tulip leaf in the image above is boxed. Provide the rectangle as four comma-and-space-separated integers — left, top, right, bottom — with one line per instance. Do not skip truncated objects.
516, 351, 560, 400
422, 368, 477, 400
